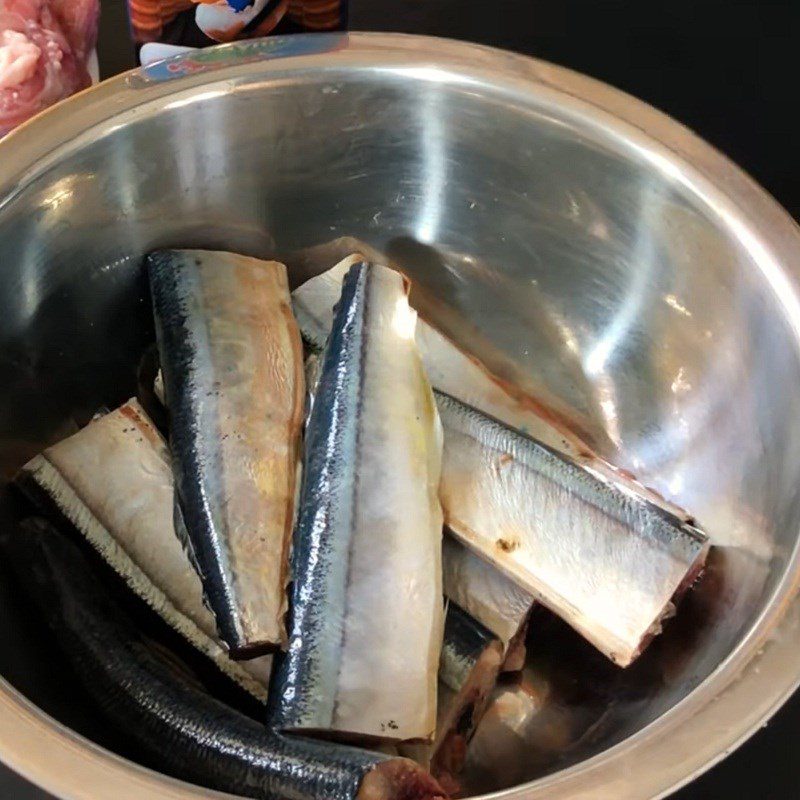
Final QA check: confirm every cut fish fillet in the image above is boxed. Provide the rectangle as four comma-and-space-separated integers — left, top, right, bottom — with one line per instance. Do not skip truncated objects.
15, 399, 272, 700
428, 603, 502, 783
293, 257, 709, 666
442, 536, 534, 668
290, 248, 694, 524
149, 249, 305, 658
437, 392, 709, 666
270, 262, 443, 742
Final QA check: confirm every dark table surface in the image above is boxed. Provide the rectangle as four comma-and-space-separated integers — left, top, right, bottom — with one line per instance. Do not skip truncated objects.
2, 0, 799, 797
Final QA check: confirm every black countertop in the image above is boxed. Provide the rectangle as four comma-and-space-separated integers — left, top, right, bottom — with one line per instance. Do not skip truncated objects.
2, 1, 799, 797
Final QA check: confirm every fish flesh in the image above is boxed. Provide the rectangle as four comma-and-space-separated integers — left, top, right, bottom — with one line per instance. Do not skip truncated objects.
439, 603, 502, 716
302, 349, 322, 423
161, 362, 520, 699
270, 261, 444, 742
15, 399, 272, 701
442, 536, 534, 670
1, 518, 447, 800
462, 604, 681, 795
293, 258, 708, 665
437, 392, 709, 666
427, 603, 503, 784
1, 0, 91, 137
149, 249, 305, 658
290, 247, 694, 524
303, 348, 534, 670
288, 240, 607, 450
330, 603, 501, 792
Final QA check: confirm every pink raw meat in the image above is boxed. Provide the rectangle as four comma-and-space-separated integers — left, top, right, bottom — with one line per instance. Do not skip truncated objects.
0, 29, 40, 89
49, 0, 98, 61
0, 0, 90, 137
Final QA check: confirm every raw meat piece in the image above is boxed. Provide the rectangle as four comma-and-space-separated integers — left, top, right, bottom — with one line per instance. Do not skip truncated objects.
1, 0, 90, 137
49, 0, 99, 61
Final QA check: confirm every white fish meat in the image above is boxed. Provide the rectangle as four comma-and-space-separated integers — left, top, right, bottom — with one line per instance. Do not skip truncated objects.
15, 399, 272, 701
149, 249, 305, 657
438, 392, 708, 666
5, 518, 448, 800
303, 347, 534, 669
270, 261, 443, 743
293, 257, 709, 666
291, 250, 693, 523
442, 536, 534, 669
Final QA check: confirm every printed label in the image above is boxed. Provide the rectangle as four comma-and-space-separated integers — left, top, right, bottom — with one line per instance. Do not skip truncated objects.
128, 34, 348, 87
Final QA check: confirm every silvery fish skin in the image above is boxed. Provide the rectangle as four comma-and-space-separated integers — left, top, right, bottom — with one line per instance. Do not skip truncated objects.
303, 350, 322, 424
437, 392, 709, 667
432, 603, 503, 782
442, 536, 534, 667
1, 519, 446, 800
291, 255, 693, 523
149, 249, 305, 657
293, 260, 708, 665
271, 262, 444, 743
14, 399, 272, 701
303, 351, 534, 670
156, 357, 321, 433
399, 603, 502, 792
286, 236, 605, 448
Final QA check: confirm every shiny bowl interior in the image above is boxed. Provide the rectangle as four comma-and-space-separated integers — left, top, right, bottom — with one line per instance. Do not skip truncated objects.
1, 32, 800, 800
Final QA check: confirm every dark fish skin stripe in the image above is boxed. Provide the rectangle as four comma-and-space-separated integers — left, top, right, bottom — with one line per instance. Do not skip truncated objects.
12, 470, 265, 719
430, 604, 501, 786
441, 603, 497, 686
435, 390, 707, 551
269, 262, 369, 731
305, 321, 703, 551
0, 518, 391, 800
147, 251, 241, 652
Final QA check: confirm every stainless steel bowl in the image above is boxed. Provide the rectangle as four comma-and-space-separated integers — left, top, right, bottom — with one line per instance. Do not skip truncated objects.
1, 32, 799, 800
